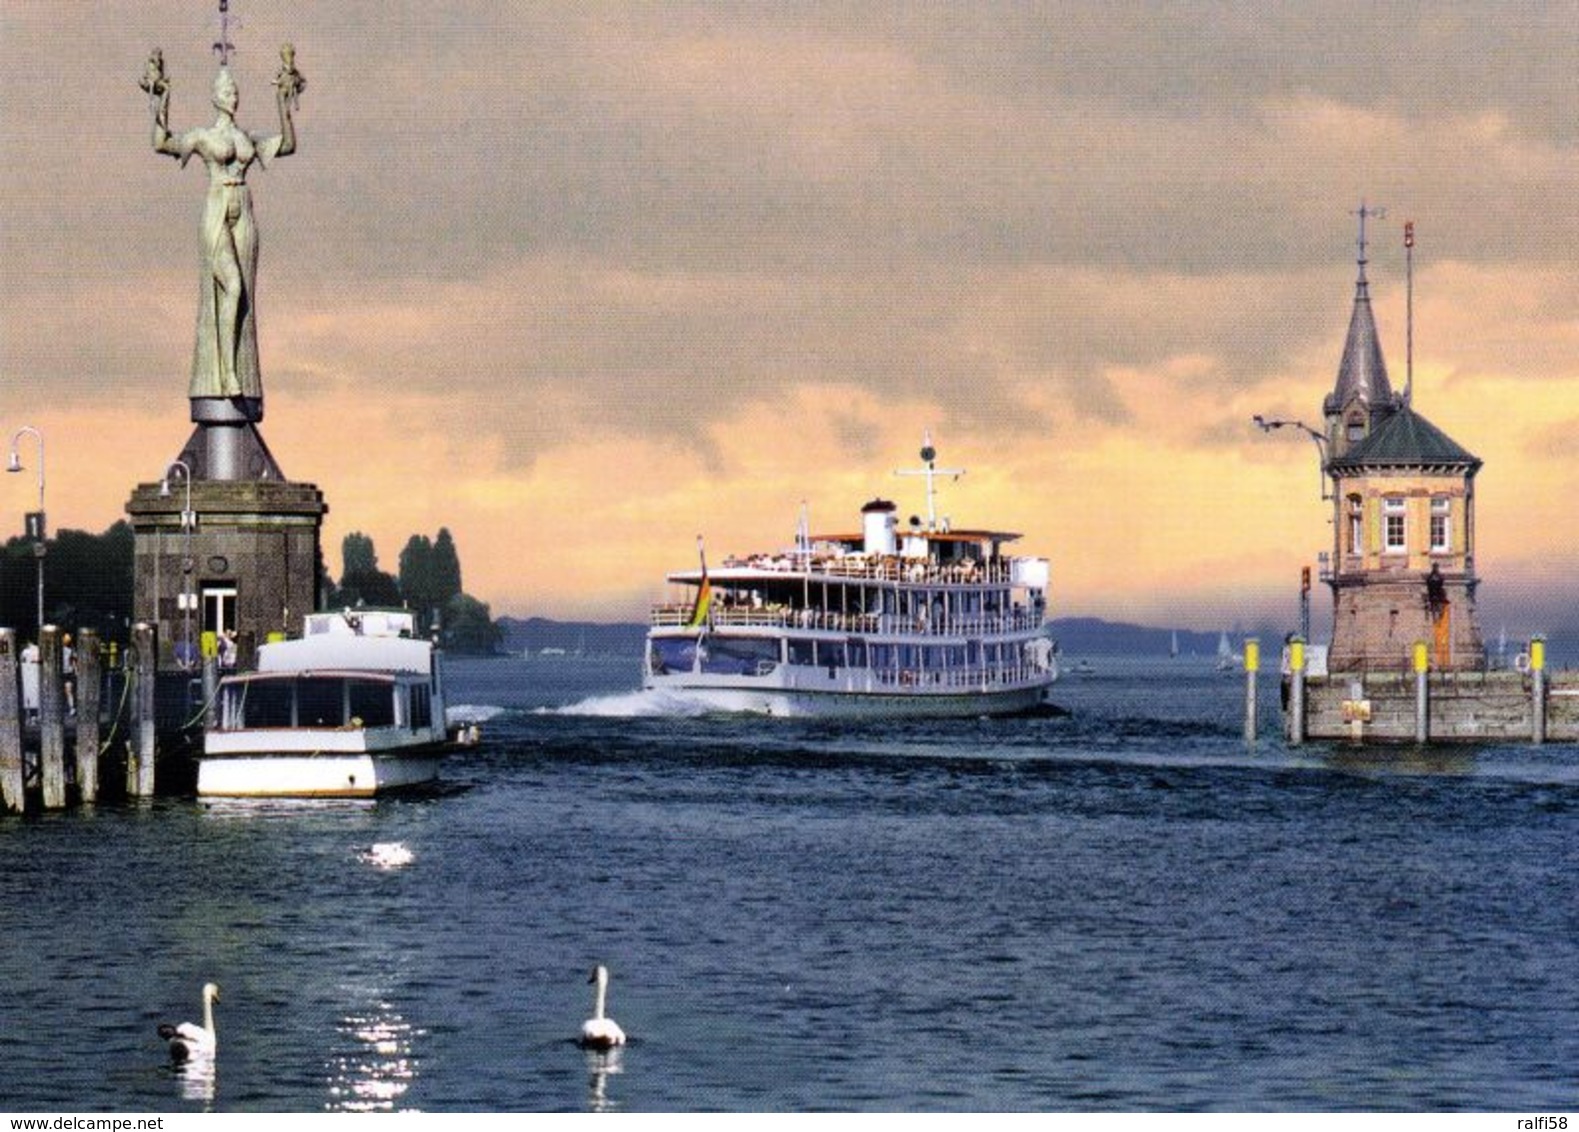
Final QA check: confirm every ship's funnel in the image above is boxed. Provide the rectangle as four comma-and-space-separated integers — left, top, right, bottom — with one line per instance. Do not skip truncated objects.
861, 499, 897, 555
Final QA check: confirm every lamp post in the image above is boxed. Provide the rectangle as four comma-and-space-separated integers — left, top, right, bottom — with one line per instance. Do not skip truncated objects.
1252, 415, 1331, 501
160, 460, 197, 669
7, 426, 46, 631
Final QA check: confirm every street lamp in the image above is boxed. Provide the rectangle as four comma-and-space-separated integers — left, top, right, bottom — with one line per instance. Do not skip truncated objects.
7, 425, 46, 630
1252, 415, 1331, 501
160, 460, 197, 669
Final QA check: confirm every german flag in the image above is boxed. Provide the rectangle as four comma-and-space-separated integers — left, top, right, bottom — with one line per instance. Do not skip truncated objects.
687, 536, 711, 629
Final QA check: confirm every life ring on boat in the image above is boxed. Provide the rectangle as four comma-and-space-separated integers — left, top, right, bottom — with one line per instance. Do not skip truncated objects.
1515, 652, 1531, 674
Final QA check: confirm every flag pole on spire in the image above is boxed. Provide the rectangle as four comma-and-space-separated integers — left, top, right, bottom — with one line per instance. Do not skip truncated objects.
1404, 220, 1415, 407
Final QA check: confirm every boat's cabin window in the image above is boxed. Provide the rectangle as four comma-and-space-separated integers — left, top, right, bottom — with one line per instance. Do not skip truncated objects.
233, 681, 293, 728
410, 684, 432, 730
788, 639, 816, 667
700, 636, 779, 675
297, 678, 345, 728
349, 680, 396, 728
650, 638, 698, 675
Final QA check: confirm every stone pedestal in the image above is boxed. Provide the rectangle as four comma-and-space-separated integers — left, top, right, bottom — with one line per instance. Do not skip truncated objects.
1327, 573, 1485, 673
126, 479, 327, 671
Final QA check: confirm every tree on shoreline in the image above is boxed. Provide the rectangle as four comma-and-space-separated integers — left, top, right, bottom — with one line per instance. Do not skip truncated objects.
332, 528, 500, 654
1, 522, 134, 641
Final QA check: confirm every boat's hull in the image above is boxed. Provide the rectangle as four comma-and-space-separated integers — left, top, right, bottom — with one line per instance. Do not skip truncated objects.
197, 746, 445, 799
641, 675, 1054, 718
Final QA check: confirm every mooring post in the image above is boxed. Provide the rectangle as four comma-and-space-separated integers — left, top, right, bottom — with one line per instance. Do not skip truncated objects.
1243, 637, 1260, 744
1413, 640, 1430, 745
1288, 635, 1306, 746
74, 628, 102, 804
1530, 635, 1547, 745
39, 625, 66, 809
129, 622, 157, 799
0, 628, 23, 814
202, 653, 219, 731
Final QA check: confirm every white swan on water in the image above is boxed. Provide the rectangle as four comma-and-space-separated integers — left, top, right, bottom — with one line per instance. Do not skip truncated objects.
158, 982, 220, 1064
579, 965, 627, 1050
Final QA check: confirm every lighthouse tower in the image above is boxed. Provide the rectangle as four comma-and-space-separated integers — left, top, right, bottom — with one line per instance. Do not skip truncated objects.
1322, 212, 1483, 672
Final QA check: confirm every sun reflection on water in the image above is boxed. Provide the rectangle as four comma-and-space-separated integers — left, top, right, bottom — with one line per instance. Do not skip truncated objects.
324, 1001, 423, 1112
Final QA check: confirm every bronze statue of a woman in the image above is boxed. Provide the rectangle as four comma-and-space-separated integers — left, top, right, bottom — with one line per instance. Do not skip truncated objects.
143, 45, 305, 417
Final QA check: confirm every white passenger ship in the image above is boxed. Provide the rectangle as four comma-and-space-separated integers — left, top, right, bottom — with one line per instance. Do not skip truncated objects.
644, 436, 1058, 717
199, 610, 466, 798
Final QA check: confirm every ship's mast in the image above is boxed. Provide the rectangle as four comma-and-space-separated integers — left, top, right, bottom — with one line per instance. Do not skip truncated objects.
894, 429, 965, 531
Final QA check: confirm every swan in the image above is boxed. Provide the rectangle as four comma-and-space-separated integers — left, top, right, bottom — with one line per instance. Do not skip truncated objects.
579, 965, 627, 1049
158, 982, 220, 1064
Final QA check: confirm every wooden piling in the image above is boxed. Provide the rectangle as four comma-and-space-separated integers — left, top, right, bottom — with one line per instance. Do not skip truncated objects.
1243, 637, 1260, 743
202, 654, 219, 731
75, 628, 101, 804
1, 629, 23, 814
1414, 641, 1430, 745
39, 626, 66, 810
129, 622, 157, 799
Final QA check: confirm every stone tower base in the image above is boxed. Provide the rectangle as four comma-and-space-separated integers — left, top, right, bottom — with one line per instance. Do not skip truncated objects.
126, 479, 327, 671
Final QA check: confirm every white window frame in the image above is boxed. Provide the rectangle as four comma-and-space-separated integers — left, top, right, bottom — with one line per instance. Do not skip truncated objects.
1382, 496, 1407, 554
1430, 497, 1451, 553
203, 584, 239, 637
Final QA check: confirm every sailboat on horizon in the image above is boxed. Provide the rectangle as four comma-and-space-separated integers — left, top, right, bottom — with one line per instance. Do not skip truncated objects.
1215, 631, 1242, 672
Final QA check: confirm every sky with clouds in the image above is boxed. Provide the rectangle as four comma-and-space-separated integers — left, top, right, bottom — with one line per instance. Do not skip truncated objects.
3, 1, 1578, 632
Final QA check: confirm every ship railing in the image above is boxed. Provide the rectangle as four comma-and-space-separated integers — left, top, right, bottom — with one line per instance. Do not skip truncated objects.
719, 553, 1017, 587
871, 661, 1047, 689
650, 605, 1047, 636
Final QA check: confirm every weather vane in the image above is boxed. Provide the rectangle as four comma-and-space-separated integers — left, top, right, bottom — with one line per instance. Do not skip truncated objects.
1350, 200, 1387, 276
213, 0, 238, 66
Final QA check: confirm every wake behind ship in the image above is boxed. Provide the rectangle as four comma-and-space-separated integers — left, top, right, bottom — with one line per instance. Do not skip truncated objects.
644, 435, 1058, 717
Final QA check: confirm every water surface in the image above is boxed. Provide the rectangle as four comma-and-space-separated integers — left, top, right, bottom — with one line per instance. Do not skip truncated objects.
1, 655, 1575, 1111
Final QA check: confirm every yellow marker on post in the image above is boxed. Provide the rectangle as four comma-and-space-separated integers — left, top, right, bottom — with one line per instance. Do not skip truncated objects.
1531, 637, 1546, 672
1413, 641, 1429, 674
1290, 638, 1305, 673
1242, 637, 1260, 744
200, 630, 218, 659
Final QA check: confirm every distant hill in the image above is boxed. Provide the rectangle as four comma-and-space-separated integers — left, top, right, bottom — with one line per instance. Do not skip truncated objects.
1049, 618, 1263, 658
496, 617, 647, 657
495, 614, 1280, 660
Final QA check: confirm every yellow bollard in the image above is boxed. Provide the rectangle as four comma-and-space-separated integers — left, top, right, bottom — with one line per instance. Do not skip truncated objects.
1243, 637, 1260, 743
1531, 635, 1547, 744
1288, 636, 1307, 746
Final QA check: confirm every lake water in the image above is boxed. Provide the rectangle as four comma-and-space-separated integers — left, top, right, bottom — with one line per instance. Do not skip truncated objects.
1, 655, 1576, 1112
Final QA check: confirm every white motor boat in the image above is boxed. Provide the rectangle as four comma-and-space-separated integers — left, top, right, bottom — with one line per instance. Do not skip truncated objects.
199, 610, 471, 798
